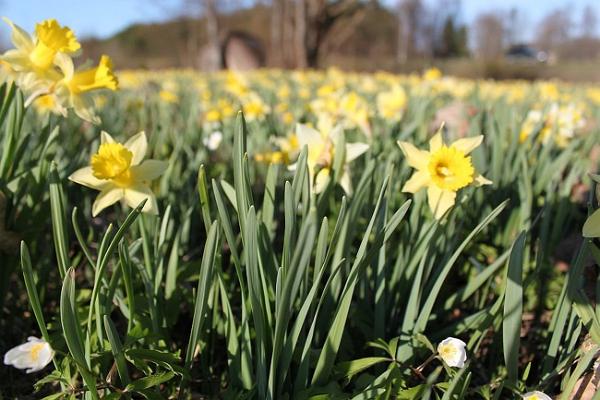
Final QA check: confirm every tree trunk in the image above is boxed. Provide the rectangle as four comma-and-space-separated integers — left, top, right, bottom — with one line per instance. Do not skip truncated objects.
203, 0, 221, 70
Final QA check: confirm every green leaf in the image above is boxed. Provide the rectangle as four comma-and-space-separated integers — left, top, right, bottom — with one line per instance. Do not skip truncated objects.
503, 231, 526, 384
333, 357, 390, 380
125, 371, 175, 391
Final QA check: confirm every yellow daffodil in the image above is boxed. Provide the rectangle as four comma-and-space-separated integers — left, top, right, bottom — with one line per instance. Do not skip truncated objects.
1, 18, 79, 91
69, 131, 167, 216
398, 128, 491, 219
437, 337, 467, 368
377, 85, 407, 121
54, 54, 118, 123
255, 134, 299, 165
292, 123, 368, 194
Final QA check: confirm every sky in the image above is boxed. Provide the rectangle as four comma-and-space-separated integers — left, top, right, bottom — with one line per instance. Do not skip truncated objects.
0, 0, 598, 43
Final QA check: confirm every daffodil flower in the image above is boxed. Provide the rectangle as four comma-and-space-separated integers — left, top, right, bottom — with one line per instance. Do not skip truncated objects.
292, 123, 368, 194
397, 129, 491, 219
55, 53, 118, 124
437, 337, 467, 368
1, 18, 80, 91
69, 131, 167, 216
4, 337, 54, 373
522, 391, 551, 400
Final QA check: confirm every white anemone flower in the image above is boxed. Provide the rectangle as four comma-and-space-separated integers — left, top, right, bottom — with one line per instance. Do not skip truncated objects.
522, 391, 552, 400
203, 131, 223, 150
4, 336, 54, 373
437, 337, 467, 368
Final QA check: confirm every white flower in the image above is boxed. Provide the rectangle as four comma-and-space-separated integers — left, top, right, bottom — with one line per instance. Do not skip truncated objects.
437, 337, 467, 368
4, 336, 54, 373
203, 131, 223, 151
522, 391, 552, 400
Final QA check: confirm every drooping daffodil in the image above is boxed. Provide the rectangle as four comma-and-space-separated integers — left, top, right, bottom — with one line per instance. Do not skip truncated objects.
437, 337, 467, 368
522, 391, 552, 400
69, 131, 168, 216
54, 53, 118, 124
292, 123, 369, 194
4, 337, 54, 373
397, 128, 491, 219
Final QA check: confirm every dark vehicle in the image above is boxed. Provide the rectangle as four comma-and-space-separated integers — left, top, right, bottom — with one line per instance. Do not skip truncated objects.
505, 44, 548, 62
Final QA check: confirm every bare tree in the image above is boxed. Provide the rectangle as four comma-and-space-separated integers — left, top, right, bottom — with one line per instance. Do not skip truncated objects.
202, 0, 221, 70
473, 12, 505, 60
581, 4, 598, 38
396, 0, 424, 63
535, 8, 572, 53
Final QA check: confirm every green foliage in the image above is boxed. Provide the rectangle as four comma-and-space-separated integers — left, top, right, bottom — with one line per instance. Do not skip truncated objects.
0, 71, 598, 400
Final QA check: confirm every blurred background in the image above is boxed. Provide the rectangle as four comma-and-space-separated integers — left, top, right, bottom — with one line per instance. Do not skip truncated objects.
1, 0, 599, 81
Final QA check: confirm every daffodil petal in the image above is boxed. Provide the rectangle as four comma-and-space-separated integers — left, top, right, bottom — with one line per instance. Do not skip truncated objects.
3, 17, 33, 50
92, 187, 123, 217
124, 131, 147, 165
451, 135, 483, 155
429, 132, 443, 152
54, 52, 74, 79
72, 95, 100, 124
345, 142, 369, 162
583, 208, 600, 238
427, 185, 456, 219
401, 170, 431, 193
474, 174, 492, 186
296, 123, 323, 148
340, 169, 352, 194
397, 141, 429, 170
314, 168, 330, 194
68, 166, 108, 190
123, 184, 158, 214
132, 159, 168, 181
100, 131, 115, 144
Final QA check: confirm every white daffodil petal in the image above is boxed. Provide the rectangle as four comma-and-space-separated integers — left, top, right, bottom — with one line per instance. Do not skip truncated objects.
474, 174, 493, 187
583, 208, 600, 238
68, 166, 107, 190
72, 95, 99, 124
314, 168, 331, 194
132, 160, 168, 182
124, 184, 158, 214
397, 141, 429, 170
429, 132, 443, 152
401, 170, 431, 193
427, 185, 456, 219
345, 142, 369, 163
451, 135, 483, 155
3, 18, 33, 50
124, 131, 148, 165
296, 123, 323, 148
54, 52, 74, 79
100, 131, 115, 144
92, 187, 123, 217
340, 169, 352, 194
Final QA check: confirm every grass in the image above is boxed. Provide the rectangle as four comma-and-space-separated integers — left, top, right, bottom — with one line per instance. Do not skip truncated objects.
0, 67, 599, 399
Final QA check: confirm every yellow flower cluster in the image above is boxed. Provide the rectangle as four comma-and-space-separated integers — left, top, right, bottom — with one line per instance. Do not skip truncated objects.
1, 18, 118, 123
